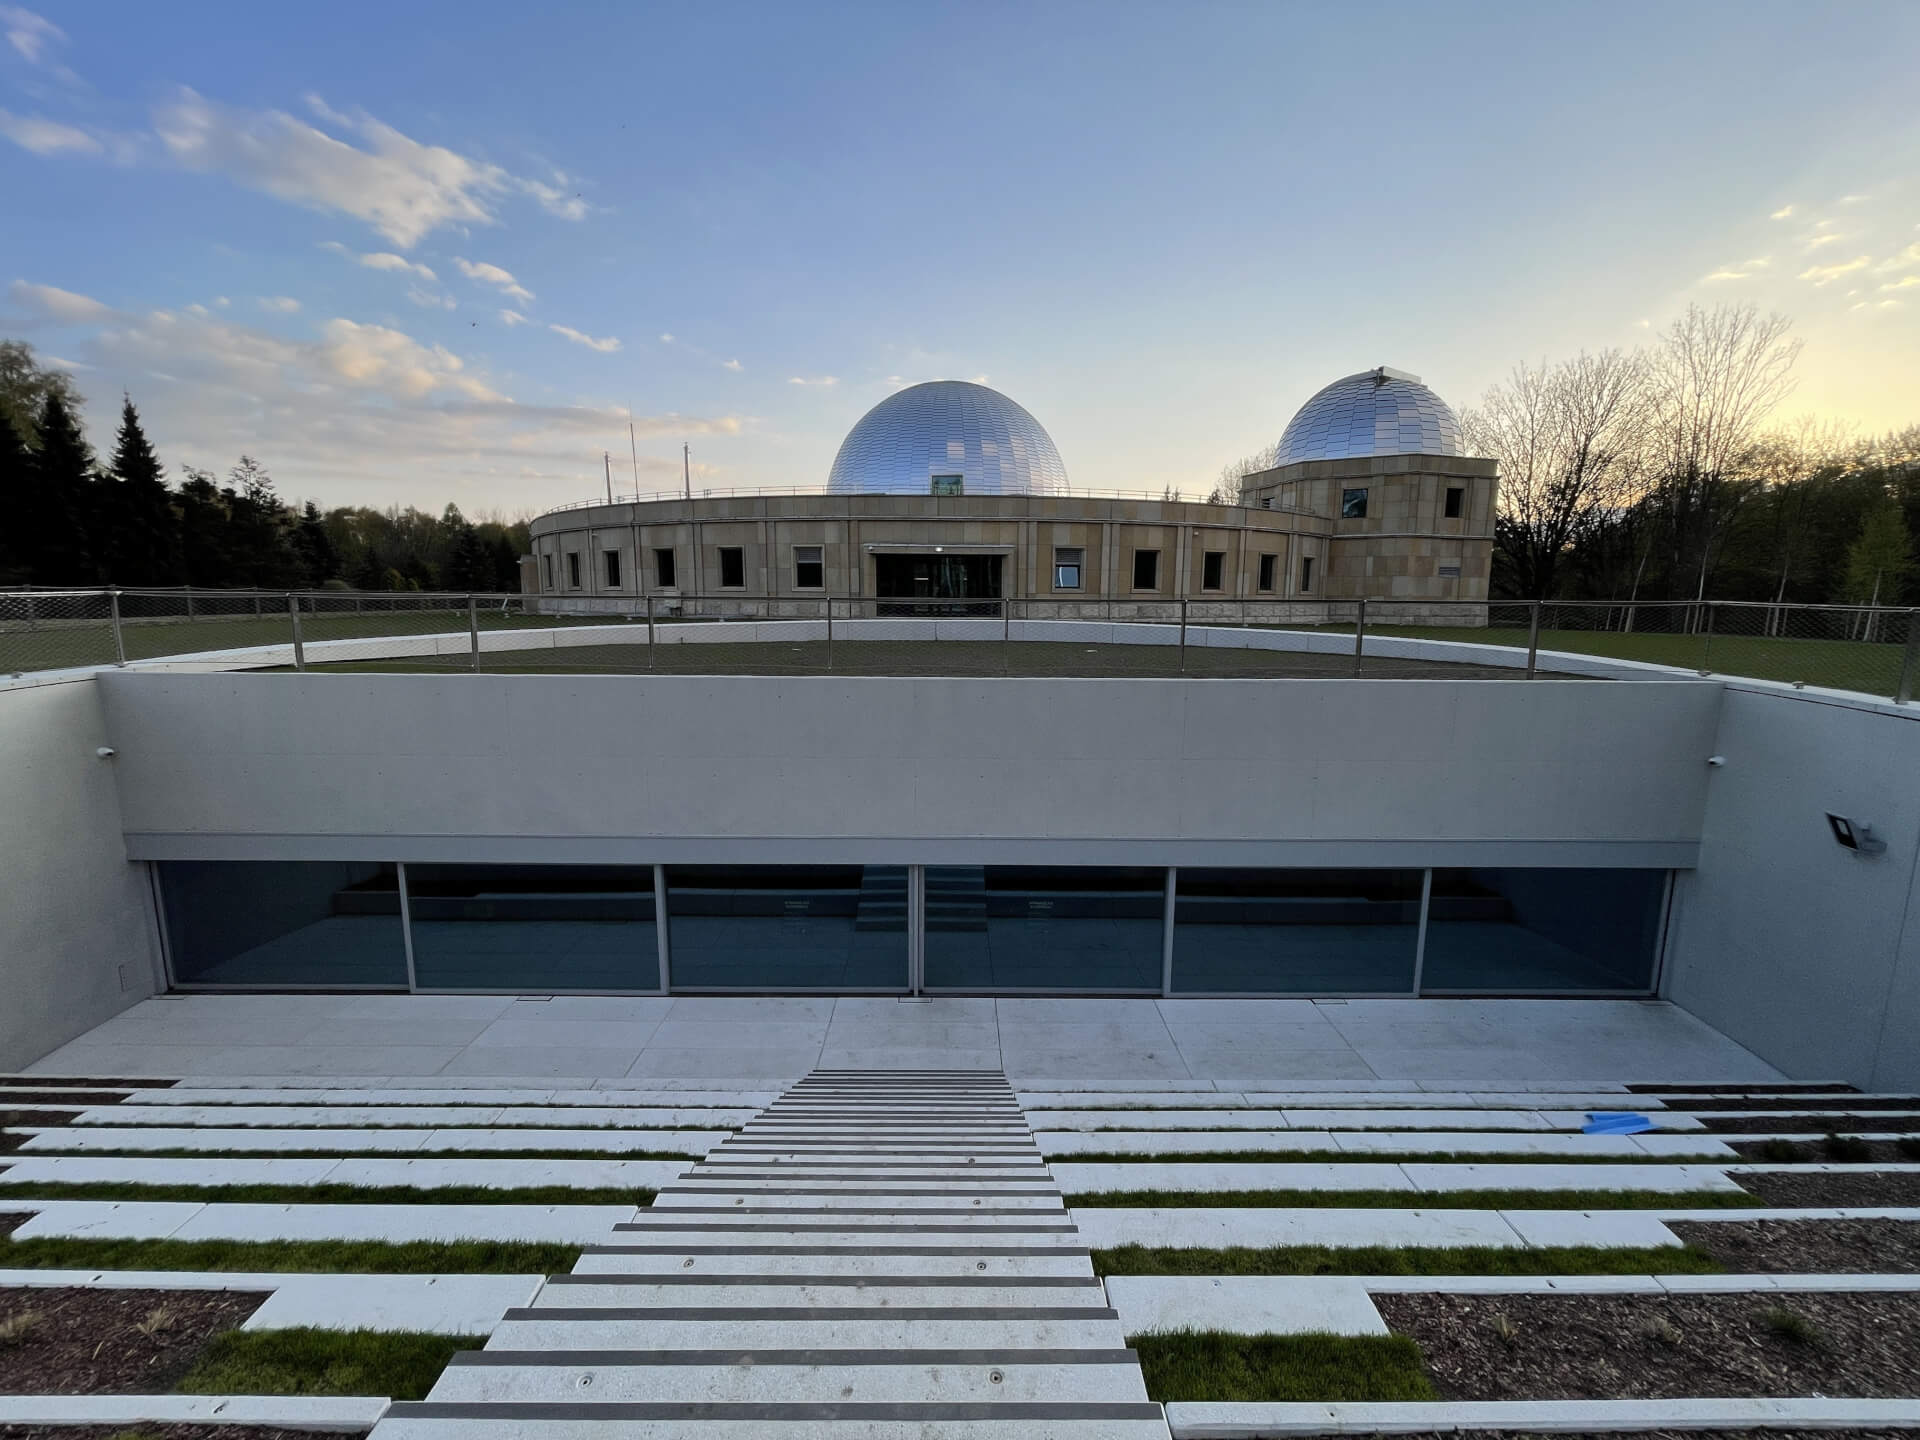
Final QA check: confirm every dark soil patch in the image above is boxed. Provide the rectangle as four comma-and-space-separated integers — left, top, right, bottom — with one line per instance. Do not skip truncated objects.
1736, 1171, 1920, 1207
0, 1113, 75, 1130
0, 1094, 131, 1108
0, 1286, 267, 1394
1377, 1291, 1920, 1400
0, 1429, 359, 1440
0, 1078, 173, 1090
0, 1134, 23, 1155
1732, 1139, 1920, 1164
1703, 1114, 1920, 1134
1630, 1083, 1860, 1095
1345, 1432, 1910, 1440
0, 1217, 28, 1239
1673, 1218, 1920, 1273
1690, 1097, 1920, 1112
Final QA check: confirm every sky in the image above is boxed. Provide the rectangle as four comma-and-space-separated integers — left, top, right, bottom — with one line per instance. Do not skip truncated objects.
2, 1, 1918, 517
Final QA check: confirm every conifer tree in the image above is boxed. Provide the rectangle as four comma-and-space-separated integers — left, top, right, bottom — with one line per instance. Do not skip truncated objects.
105, 396, 183, 585
0, 409, 29, 583
25, 391, 97, 582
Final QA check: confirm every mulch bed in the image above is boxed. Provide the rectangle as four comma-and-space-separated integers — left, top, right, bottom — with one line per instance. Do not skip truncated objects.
1672, 1218, 1920, 1273
1702, 1114, 1920, 1133
1630, 1083, 1861, 1094
1364, 1433, 1911, 1440
0, 1216, 29, 1239
0, 1286, 267, 1394
0, 1079, 172, 1090
1686, 1097, 1920, 1111
1, 1134, 23, 1154
0, 1430, 363, 1439
1377, 1291, 1920, 1400
0, 1114, 75, 1130
1732, 1140, 1920, 1164
1735, 1171, 1920, 1208
0, 1095, 131, 1109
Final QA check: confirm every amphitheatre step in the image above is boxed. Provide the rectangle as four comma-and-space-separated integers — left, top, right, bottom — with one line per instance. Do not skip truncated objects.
370, 1066, 1170, 1439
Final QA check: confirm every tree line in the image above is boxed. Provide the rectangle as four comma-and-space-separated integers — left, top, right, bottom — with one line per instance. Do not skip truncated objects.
0, 339, 530, 593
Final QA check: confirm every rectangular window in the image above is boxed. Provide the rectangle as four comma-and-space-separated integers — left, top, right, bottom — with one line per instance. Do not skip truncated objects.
1201, 550, 1225, 591
1445, 486, 1464, 519
666, 865, 907, 990
794, 545, 824, 589
1341, 487, 1369, 519
1171, 868, 1424, 995
718, 547, 745, 588
1053, 546, 1083, 590
931, 474, 963, 496
603, 549, 621, 588
541, 554, 552, 590
566, 551, 581, 589
409, 864, 657, 992
1258, 553, 1277, 592
1422, 868, 1667, 994
1260, 497, 1274, 511
1299, 555, 1315, 592
1132, 549, 1159, 590
654, 548, 677, 588
923, 866, 1166, 991
157, 861, 406, 987
1438, 563, 1462, 578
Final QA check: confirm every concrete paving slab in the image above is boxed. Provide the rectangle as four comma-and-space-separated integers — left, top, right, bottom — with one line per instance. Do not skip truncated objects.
19, 1126, 435, 1153
1068, 1207, 1525, 1250
1401, 1163, 1748, 1193
533, 1280, 1109, 1308
151, 1203, 636, 1244
1, 1156, 344, 1186
1053, 1163, 1416, 1194
484, 1315, 1129, 1350
568, 1251, 1095, 1278
9, 1201, 207, 1240
1037, 1132, 1340, 1157
319, 1158, 685, 1189
0, 1396, 388, 1430
426, 1358, 1146, 1405
243, 1273, 543, 1334
1107, 1275, 1388, 1336
1163, 1398, 1920, 1438
1499, 1209, 1686, 1247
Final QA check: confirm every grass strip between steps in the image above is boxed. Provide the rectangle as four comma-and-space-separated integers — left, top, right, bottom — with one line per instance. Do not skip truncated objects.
176, 1326, 483, 1401
1066, 1186, 1756, 1210
1092, 1241, 1725, 1276
13, 1145, 702, 1161
1055, 1148, 1730, 1165
0, 1180, 656, 1206
1131, 1330, 1436, 1402
0, 1234, 584, 1274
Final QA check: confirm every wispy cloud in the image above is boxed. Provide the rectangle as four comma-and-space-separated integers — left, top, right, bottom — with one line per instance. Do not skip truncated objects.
517, 172, 587, 222
407, 285, 455, 310
0, 108, 99, 155
153, 88, 583, 250
499, 309, 530, 327
1799, 255, 1870, 286
1770, 204, 1796, 220
1803, 233, 1846, 251
258, 295, 301, 313
1875, 242, 1920, 275
453, 256, 532, 304
787, 375, 838, 386
8, 279, 117, 323
319, 240, 437, 281
549, 323, 620, 353
1703, 257, 1770, 282
658, 332, 674, 344
1881, 275, 1920, 292
722, 358, 742, 372
2, 5, 61, 62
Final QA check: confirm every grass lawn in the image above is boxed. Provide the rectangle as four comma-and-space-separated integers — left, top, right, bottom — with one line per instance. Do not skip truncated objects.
0, 1234, 584, 1273
0, 1180, 656, 1206
1065, 1186, 1756, 1210
177, 1325, 482, 1400
1092, 1242, 1724, 1276
1130, 1330, 1435, 1402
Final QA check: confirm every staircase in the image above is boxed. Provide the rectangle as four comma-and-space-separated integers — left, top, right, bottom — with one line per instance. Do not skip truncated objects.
374, 1068, 1168, 1437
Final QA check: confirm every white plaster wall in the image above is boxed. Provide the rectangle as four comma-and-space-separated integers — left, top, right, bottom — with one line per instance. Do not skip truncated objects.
1664, 686, 1920, 1091
97, 673, 1720, 865
0, 679, 159, 1069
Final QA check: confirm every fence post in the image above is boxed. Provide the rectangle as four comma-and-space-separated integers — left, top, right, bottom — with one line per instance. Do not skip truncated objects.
1003, 597, 1011, 675
184, 587, 195, 622
109, 588, 127, 667
1698, 601, 1715, 675
288, 593, 306, 671
1525, 600, 1541, 679
1352, 597, 1367, 677
468, 594, 480, 672
1896, 610, 1920, 706
825, 598, 834, 673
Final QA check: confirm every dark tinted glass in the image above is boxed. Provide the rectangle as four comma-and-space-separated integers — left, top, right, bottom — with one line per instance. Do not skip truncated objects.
1132, 550, 1158, 589
160, 861, 406, 987
924, 866, 1165, 991
655, 548, 676, 587
666, 866, 907, 990
1202, 551, 1225, 590
1172, 868, 1421, 994
1258, 553, 1277, 591
1445, 487, 1464, 518
718, 548, 745, 587
407, 864, 658, 991
1423, 869, 1666, 993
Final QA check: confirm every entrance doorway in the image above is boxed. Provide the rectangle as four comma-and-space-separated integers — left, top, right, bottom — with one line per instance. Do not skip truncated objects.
874, 552, 1004, 615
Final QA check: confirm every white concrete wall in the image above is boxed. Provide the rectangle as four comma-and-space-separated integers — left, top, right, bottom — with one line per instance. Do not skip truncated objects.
98, 673, 1719, 867
1665, 685, 1920, 1091
0, 679, 160, 1069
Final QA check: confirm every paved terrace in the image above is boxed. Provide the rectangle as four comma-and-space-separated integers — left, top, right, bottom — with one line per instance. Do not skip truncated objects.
28, 996, 1782, 1088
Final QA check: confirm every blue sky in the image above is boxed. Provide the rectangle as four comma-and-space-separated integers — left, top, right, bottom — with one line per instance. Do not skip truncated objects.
3, 1, 1917, 514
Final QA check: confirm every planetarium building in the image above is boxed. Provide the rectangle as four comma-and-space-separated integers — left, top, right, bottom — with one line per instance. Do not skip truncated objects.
525, 370, 1497, 618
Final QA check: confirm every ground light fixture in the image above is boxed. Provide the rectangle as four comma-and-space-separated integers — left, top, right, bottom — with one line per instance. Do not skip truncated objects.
1826, 812, 1887, 856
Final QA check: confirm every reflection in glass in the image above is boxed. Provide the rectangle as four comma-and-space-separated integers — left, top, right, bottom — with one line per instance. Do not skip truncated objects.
1171, 869, 1421, 994
924, 866, 1165, 991
160, 860, 407, 987
1422, 869, 1665, 993
408, 864, 657, 991
666, 865, 907, 990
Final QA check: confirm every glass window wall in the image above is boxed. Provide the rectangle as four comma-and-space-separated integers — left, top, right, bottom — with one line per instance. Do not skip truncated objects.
1171, 868, 1422, 994
407, 864, 658, 991
159, 860, 407, 987
665, 865, 907, 990
924, 866, 1165, 991
1421, 868, 1665, 993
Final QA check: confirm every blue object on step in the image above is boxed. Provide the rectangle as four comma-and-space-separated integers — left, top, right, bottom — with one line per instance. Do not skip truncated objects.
1582, 1112, 1655, 1135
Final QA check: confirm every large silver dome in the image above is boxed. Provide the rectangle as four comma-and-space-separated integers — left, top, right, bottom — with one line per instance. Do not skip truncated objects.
827, 380, 1068, 495
1274, 367, 1462, 465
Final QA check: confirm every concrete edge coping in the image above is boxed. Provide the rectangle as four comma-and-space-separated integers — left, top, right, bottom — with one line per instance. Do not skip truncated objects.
1655, 1206, 1920, 1222
1122, 1273, 1920, 1297
0, 1393, 387, 1429
0, 1266, 545, 1292
1162, 1397, 1920, 1437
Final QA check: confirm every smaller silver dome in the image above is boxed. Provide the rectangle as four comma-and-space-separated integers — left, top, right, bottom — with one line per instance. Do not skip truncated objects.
1275, 367, 1462, 465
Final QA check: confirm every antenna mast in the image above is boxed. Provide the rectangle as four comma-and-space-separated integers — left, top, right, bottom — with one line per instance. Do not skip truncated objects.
628, 421, 639, 498
683, 442, 691, 501
603, 451, 613, 505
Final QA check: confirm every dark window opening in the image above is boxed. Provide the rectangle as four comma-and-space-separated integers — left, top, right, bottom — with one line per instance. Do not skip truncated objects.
718, 547, 745, 588
1132, 549, 1160, 590
566, 551, 581, 589
1258, 553, 1277, 592
1299, 555, 1314, 593
654, 548, 677, 588
1445, 486, 1464, 519
541, 554, 553, 590
1341, 487, 1369, 519
603, 550, 621, 588
1201, 550, 1225, 591
794, 545, 824, 589
931, 475, 963, 496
